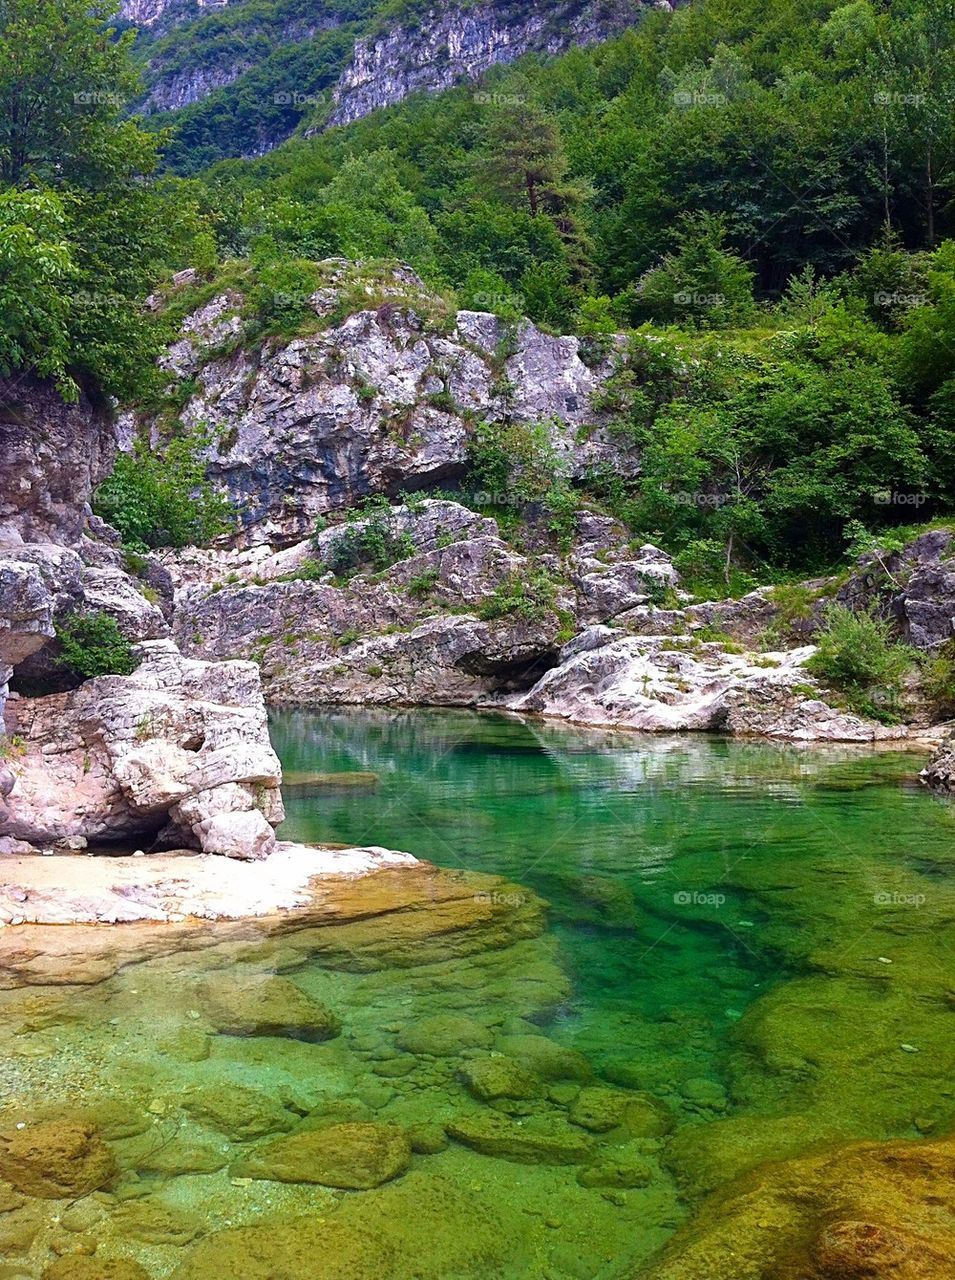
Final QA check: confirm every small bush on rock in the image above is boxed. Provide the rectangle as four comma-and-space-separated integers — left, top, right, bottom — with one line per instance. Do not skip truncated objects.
805, 604, 913, 723
323, 512, 415, 578
55, 611, 138, 680
95, 426, 232, 551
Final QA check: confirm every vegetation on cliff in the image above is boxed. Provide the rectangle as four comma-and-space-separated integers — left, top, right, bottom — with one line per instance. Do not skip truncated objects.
1, 0, 954, 591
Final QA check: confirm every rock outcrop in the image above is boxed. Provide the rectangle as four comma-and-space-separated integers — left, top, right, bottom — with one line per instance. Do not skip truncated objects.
920, 732, 955, 791
124, 0, 668, 157
3, 640, 283, 857
506, 626, 905, 741
328, 0, 658, 129
129, 263, 634, 545
166, 501, 676, 706
0, 376, 180, 844
839, 528, 955, 649
0, 376, 274, 859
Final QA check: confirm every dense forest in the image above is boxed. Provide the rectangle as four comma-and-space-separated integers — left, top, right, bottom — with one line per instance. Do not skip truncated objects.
2, 0, 954, 586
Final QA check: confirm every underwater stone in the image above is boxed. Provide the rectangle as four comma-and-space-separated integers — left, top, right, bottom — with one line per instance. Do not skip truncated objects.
183, 1085, 296, 1140
111, 1197, 204, 1246
198, 974, 341, 1041
643, 1131, 955, 1280
446, 1112, 594, 1165
406, 1123, 449, 1154
462, 1055, 541, 1102
396, 1013, 493, 1057
494, 1034, 593, 1082
171, 1219, 394, 1280
0, 1119, 116, 1199
233, 1122, 412, 1189
577, 1146, 655, 1189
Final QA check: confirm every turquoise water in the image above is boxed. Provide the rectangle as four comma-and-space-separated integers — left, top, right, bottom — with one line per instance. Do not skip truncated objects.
273, 707, 955, 1104
4, 709, 954, 1279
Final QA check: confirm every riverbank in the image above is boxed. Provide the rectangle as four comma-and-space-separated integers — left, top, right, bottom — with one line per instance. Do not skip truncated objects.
0, 842, 417, 927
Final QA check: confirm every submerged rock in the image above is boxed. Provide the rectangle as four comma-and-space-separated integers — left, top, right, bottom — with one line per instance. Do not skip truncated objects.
643, 1132, 955, 1280
233, 1122, 411, 1189
577, 1144, 656, 1189
0, 1119, 115, 1199
405, 1123, 449, 1154
446, 1111, 594, 1165
171, 1218, 394, 1280
183, 1084, 296, 1140
198, 974, 340, 1041
568, 1086, 668, 1135
493, 1034, 593, 1082
396, 1013, 493, 1057
462, 1054, 541, 1102
282, 770, 380, 790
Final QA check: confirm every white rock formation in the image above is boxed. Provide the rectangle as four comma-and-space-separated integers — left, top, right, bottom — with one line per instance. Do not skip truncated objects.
2, 640, 284, 858
506, 627, 908, 742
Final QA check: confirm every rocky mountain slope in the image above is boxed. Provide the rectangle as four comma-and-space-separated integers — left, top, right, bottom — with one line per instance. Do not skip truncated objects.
125, 0, 666, 159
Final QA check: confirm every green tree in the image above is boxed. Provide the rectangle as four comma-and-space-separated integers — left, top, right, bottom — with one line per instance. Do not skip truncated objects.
626, 213, 756, 328
0, 0, 152, 187
0, 188, 73, 387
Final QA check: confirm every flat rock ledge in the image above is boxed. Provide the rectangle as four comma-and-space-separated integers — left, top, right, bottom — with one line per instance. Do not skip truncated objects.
0, 841, 417, 926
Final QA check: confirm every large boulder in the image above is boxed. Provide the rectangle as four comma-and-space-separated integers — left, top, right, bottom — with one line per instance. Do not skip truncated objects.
1, 640, 283, 856
508, 627, 907, 742
232, 1122, 411, 1188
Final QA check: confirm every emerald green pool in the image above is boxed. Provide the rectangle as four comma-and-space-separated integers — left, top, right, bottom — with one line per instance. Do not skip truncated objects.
3, 709, 954, 1279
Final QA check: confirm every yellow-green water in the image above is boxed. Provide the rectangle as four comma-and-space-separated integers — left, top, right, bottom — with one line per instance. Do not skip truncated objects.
2, 708, 954, 1279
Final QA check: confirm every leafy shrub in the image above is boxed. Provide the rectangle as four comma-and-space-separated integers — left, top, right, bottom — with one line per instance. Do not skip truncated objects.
407, 567, 440, 598
55, 611, 138, 680
323, 512, 415, 578
467, 419, 565, 506
478, 571, 556, 621
805, 604, 913, 722
920, 640, 955, 715
95, 426, 232, 551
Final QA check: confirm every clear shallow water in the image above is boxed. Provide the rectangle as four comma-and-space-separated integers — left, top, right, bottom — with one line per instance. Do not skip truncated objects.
3, 710, 955, 1280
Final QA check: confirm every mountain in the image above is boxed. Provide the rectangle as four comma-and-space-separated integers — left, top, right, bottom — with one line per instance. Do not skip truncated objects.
123, 0, 669, 166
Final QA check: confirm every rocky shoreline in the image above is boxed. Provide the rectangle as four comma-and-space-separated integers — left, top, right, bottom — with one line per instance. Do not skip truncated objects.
5, 266, 955, 866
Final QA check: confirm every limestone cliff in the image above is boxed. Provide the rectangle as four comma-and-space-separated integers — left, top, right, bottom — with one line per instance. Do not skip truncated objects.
327, 0, 660, 129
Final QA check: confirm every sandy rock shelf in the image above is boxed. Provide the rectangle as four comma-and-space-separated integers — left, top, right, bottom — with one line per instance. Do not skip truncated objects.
0, 842, 417, 926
